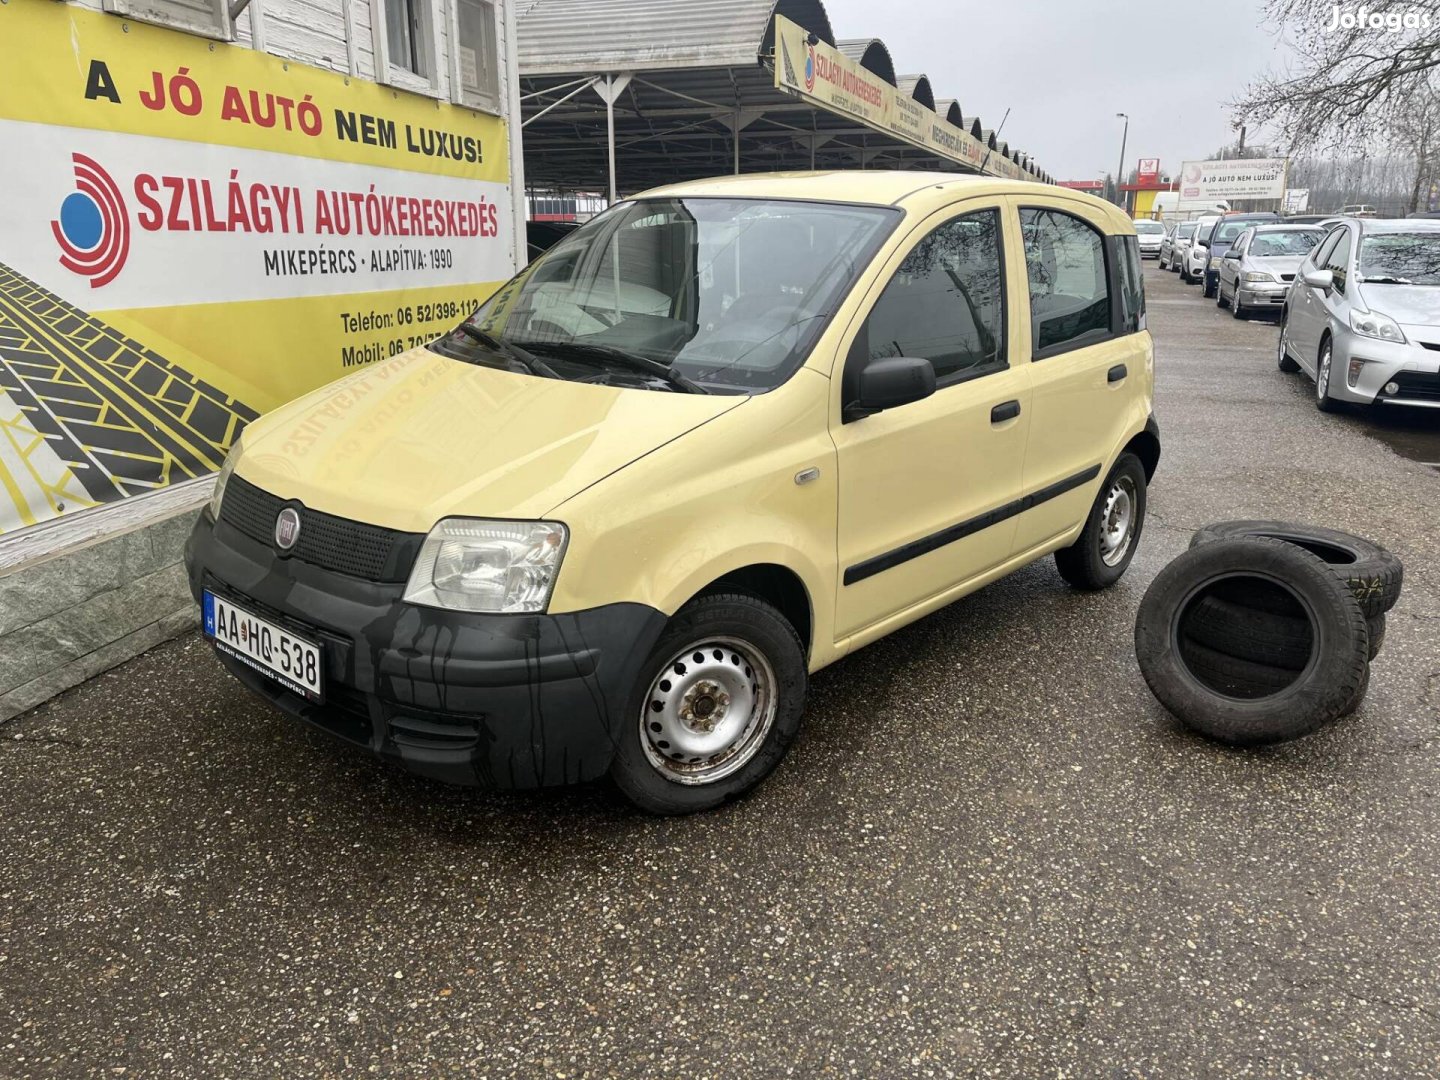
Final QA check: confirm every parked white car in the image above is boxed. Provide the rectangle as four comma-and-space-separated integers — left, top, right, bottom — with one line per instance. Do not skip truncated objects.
1159, 220, 1195, 271
1133, 219, 1166, 258
1180, 216, 1220, 284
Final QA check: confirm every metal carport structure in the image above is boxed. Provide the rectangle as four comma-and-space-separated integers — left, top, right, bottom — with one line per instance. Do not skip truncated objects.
514, 0, 1051, 203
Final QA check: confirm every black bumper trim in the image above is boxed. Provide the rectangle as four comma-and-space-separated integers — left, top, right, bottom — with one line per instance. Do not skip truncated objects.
187, 511, 668, 789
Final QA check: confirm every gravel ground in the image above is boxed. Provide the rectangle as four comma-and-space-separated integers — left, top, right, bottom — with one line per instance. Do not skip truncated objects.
3, 264, 1439, 1079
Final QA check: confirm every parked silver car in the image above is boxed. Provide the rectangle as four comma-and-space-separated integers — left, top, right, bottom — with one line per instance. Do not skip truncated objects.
1133, 219, 1166, 258
1278, 219, 1440, 410
1160, 220, 1196, 271
1216, 224, 1324, 318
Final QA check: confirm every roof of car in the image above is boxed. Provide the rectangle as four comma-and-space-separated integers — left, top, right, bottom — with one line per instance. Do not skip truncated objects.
1249, 223, 1324, 232
633, 170, 1124, 217
1356, 217, 1440, 233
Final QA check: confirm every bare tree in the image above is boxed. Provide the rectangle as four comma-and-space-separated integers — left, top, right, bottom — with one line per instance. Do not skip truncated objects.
1233, 0, 1440, 149
1387, 75, 1440, 210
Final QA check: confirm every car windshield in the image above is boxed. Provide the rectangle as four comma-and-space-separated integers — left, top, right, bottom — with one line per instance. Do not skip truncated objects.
1358, 232, 1440, 285
1249, 230, 1322, 256
1177, 223, 1196, 238
433, 197, 898, 393
1213, 219, 1255, 244
1134, 221, 1166, 234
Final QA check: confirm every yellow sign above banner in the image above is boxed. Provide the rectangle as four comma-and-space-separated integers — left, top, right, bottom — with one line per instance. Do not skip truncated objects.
772, 15, 1028, 182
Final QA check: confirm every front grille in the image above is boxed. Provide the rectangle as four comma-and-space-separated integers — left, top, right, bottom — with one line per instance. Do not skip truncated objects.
218, 474, 423, 581
1384, 372, 1440, 402
1420, 341, 1440, 352
1279, 273, 1295, 282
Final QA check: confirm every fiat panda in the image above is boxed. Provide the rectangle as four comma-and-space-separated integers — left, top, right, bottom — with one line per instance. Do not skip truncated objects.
187, 171, 1159, 814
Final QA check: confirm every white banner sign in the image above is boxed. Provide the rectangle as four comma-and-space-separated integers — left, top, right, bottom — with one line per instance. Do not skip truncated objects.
1283, 188, 1310, 213
1177, 158, 1288, 209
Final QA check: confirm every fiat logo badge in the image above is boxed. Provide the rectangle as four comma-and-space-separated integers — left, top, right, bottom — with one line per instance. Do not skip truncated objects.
274, 507, 301, 551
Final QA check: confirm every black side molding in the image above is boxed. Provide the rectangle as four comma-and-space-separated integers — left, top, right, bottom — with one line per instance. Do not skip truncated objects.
843, 464, 1103, 586
1107, 364, 1128, 383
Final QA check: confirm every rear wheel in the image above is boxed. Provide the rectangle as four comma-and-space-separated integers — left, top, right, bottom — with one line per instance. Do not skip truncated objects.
609, 593, 807, 815
1055, 453, 1147, 590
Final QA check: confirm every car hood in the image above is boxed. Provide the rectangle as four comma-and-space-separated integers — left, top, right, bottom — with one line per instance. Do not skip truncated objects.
1356, 284, 1440, 329
232, 348, 748, 533
1250, 254, 1306, 277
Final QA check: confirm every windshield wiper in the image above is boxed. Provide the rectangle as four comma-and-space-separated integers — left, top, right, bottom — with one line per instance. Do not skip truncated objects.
1360, 275, 1415, 285
540, 341, 710, 394
456, 323, 562, 379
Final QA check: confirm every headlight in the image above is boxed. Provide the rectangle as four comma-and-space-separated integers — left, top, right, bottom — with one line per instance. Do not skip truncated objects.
404, 519, 568, 613
1349, 309, 1406, 344
1242, 271, 1274, 283
208, 437, 242, 520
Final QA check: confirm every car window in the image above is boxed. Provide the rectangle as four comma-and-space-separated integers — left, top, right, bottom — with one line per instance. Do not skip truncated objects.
1250, 230, 1323, 256
1116, 236, 1146, 334
1019, 207, 1112, 356
1358, 232, 1440, 285
1178, 222, 1196, 239
1311, 228, 1342, 268
1213, 219, 1251, 244
1231, 231, 1250, 255
1325, 229, 1352, 293
1196, 220, 1217, 244
860, 208, 1007, 386
1133, 221, 1165, 234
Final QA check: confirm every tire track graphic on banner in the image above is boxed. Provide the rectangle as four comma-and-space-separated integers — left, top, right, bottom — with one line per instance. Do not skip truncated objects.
0, 260, 258, 532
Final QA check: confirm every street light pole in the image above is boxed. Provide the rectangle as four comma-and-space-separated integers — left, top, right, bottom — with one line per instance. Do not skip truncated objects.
1115, 112, 1130, 212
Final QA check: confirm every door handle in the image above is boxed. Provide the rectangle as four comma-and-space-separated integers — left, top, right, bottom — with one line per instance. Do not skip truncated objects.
991, 400, 1021, 423
1107, 364, 1128, 383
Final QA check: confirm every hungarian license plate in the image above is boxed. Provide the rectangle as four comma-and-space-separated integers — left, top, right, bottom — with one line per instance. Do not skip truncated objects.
203, 590, 323, 701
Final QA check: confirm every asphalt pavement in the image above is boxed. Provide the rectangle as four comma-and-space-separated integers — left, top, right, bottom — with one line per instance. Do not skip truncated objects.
3, 264, 1440, 1079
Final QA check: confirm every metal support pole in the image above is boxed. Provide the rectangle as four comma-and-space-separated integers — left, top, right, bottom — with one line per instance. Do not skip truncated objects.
590, 73, 632, 204
1115, 112, 1130, 211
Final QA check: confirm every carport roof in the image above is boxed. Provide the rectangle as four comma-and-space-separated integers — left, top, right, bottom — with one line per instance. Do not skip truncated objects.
515, 0, 1046, 193
517, 0, 836, 74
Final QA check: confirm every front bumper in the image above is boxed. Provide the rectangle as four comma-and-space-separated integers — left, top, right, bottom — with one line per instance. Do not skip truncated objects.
1237, 282, 1289, 306
186, 511, 668, 789
1327, 330, 1440, 406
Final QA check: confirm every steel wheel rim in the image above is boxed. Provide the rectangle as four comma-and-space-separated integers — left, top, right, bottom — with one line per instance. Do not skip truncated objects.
639, 636, 777, 786
1317, 345, 1331, 400
1099, 475, 1137, 567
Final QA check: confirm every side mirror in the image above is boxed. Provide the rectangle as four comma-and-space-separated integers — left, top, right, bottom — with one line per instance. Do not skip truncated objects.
1224, 250, 1240, 260
1303, 268, 1334, 292
845, 356, 936, 422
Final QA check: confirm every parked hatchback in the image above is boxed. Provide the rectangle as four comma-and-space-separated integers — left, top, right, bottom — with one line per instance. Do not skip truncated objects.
1278, 218, 1440, 410
1181, 215, 1221, 284
1215, 224, 1324, 318
1198, 213, 1281, 297
187, 172, 1159, 814
1133, 219, 1166, 258
1160, 220, 1195, 271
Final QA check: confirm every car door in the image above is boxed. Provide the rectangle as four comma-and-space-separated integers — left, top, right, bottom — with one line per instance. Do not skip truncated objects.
831, 201, 1030, 641
1009, 197, 1150, 553
1222, 229, 1250, 296
1289, 226, 1342, 362
1300, 226, 1353, 376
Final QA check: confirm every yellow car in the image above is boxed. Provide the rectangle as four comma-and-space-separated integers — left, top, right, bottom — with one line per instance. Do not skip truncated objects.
186, 171, 1159, 814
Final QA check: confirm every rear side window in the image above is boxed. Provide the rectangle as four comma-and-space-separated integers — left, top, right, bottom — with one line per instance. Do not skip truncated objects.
1115, 236, 1146, 333
859, 209, 1007, 386
1019, 207, 1112, 356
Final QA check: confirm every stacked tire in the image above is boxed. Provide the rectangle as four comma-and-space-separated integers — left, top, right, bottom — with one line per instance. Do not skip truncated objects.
1135, 522, 1403, 746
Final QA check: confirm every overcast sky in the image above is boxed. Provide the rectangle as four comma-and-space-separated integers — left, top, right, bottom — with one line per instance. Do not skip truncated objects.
820, 0, 1298, 180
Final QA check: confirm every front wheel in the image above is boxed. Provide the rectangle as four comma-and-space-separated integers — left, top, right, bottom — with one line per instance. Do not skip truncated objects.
1315, 338, 1339, 412
1277, 317, 1300, 372
1055, 452, 1147, 590
609, 593, 807, 814
1231, 289, 1246, 319
1202, 274, 1217, 299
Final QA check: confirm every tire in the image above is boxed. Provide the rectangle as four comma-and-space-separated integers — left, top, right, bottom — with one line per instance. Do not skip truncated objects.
1188, 520, 1403, 618
1180, 265, 1191, 283
1134, 537, 1369, 746
1185, 594, 1388, 667
1055, 452, 1147, 590
608, 592, 807, 814
1277, 320, 1300, 372
1178, 638, 1306, 694
1217, 283, 1229, 309
1203, 274, 1217, 299
1315, 336, 1339, 412
1231, 289, 1246, 319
